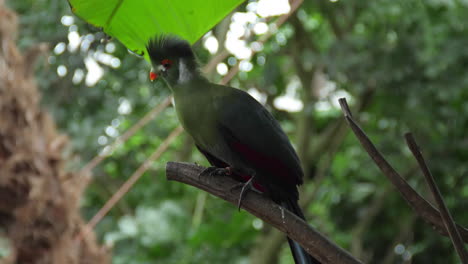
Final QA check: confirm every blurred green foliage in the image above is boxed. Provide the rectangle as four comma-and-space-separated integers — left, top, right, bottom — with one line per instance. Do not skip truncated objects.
6, 0, 468, 263
68, 0, 244, 61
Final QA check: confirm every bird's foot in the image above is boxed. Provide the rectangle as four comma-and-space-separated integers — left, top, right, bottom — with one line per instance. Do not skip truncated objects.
198, 166, 232, 181
230, 175, 255, 211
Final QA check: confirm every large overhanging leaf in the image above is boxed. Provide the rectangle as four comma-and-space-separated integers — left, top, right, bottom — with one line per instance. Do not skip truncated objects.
68, 0, 244, 61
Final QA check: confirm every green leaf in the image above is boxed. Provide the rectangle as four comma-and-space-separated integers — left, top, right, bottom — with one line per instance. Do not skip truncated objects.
68, 0, 244, 61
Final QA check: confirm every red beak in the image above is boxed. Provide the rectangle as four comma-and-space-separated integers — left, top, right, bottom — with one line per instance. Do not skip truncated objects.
149, 71, 158, 81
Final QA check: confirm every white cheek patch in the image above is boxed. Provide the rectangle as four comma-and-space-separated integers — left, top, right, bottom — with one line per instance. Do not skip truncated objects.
178, 59, 192, 84
157, 65, 165, 72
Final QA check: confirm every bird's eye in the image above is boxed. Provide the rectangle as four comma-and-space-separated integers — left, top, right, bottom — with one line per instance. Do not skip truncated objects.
161, 59, 172, 69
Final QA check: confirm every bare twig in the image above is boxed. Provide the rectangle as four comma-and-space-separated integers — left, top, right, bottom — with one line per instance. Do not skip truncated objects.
202, 50, 230, 74
405, 133, 468, 263
78, 126, 184, 240
338, 98, 353, 118
338, 97, 468, 243
166, 162, 362, 264
80, 96, 173, 174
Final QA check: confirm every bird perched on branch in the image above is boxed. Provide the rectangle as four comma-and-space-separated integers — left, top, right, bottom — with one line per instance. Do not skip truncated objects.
147, 35, 319, 264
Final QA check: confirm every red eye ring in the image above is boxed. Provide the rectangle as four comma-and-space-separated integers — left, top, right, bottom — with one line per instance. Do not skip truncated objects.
161, 59, 173, 68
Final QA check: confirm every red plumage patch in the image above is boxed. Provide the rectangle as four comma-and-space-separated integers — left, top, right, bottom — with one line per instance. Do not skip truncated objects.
231, 141, 296, 185
237, 174, 266, 192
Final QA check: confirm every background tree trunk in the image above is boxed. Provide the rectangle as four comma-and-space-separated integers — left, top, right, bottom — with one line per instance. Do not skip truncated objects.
0, 1, 108, 263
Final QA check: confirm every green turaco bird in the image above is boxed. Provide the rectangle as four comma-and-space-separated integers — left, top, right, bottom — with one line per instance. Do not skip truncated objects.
147, 35, 319, 264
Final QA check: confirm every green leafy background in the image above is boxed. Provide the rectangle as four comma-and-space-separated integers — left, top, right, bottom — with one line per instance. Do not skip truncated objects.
4, 0, 468, 263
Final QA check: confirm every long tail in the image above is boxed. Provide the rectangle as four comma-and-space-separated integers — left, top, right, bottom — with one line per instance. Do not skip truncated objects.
282, 199, 321, 264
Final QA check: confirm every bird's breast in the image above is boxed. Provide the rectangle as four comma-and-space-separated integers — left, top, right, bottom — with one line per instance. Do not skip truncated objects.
173, 94, 219, 148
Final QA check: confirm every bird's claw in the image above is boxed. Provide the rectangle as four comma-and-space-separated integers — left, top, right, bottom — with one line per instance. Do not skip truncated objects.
230, 175, 255, 211
198, 166, 230, 181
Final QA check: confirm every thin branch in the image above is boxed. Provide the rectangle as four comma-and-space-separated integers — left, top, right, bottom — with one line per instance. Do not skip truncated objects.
78, 126, 184, 240
166, 162, 362, 264
405, 133, 468, 263
338, 98, 353, 117
80, 96, 173, 174
261, 89, 373, 263
203, 50, 230, 74
337, 97, 468, 243
308, 88, 373, 166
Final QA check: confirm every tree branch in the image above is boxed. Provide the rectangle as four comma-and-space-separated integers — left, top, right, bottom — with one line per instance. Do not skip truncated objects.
405, 133, 468, 263
338, 98, 468, 243
166, 162, 362, 264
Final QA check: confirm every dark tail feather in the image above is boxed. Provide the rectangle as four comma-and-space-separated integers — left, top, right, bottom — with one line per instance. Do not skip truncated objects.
282, 200, 321, 264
